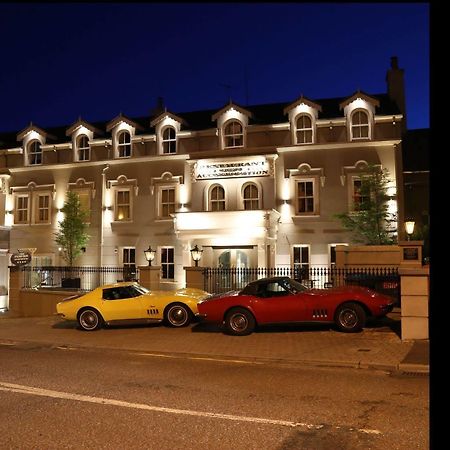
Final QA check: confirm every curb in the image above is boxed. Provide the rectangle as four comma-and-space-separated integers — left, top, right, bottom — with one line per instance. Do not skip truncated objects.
1, 336, 429, 375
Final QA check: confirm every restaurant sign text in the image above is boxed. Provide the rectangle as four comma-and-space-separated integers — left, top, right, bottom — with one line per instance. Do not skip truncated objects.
195, 159, 269, 180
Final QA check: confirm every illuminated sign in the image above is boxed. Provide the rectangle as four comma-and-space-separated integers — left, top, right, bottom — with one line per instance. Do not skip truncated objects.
10, 251, 32, 266
195, 159, 269, 180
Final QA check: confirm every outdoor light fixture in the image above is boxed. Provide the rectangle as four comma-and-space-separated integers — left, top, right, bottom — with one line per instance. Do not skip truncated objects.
190, 244, 203, 267
405, 221, 415, 241
144, 246, 156, 266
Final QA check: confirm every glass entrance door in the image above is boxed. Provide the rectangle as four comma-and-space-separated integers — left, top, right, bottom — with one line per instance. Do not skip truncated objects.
218, 249, 249, 269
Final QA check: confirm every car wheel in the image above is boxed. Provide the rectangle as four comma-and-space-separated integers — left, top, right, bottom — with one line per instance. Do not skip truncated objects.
224, 308, 256, 336
334, 302, 366, 333
78, 308, 103, 331
164, 303, 192, 327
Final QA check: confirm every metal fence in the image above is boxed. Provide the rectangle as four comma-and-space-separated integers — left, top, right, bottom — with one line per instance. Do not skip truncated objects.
202, 266, 400, 303
20, 266, 139, 292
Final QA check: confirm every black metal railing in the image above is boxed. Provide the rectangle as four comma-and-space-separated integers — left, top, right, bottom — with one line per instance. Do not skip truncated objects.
202, 266, 400, 303
21, 266, 139, 292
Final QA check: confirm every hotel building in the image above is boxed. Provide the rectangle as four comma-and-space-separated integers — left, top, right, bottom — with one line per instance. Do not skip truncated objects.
0, 57, 406, 292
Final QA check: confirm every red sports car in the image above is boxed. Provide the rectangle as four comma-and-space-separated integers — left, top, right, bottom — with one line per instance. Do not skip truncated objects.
196, 276, 395, 336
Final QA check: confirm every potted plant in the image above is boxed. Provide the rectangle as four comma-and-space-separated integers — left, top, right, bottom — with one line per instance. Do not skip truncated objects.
54, 191, 90, 288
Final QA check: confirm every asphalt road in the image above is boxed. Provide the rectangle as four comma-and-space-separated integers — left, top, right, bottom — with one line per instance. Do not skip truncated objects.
0, 341, 429, 450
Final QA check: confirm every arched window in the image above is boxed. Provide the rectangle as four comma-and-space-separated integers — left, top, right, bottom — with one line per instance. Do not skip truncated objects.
77, 135, 90, 161
351, 110, 370, 140
242, 183, 260, 210
209, 185, 225, 211
162, 127, 177, 154
28, 140, 42, 165
296, 114, 313, 144
117, 131, 131, 157
224, 120, 243, 148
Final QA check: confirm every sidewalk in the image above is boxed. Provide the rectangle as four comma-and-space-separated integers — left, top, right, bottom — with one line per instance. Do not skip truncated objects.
0, 309, 429, 374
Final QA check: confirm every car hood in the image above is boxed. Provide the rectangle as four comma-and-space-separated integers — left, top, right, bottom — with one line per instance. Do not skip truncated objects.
147, 288, 210, 301
198, 290, 240, 304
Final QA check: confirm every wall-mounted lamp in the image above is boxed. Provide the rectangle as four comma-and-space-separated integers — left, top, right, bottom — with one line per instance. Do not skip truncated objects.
190, 245, 203, 267
405, 221, 415, 241
144, 246, 156, 266
103, 206, 112, 211
5, 210, 13, 215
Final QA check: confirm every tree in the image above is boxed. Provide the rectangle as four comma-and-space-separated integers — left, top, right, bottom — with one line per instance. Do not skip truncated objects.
335, 164, 397, 245
54, 191, 90, 267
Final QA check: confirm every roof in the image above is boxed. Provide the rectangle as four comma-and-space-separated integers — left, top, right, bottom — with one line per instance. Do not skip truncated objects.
0, 93, 402, 150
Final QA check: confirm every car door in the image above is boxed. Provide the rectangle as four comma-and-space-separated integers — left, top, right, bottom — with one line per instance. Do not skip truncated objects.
254, 281, 307, 324
100, 286, 146, 321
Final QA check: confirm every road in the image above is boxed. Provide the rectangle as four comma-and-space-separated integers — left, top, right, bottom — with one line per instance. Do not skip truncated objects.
0, 340, 428, 450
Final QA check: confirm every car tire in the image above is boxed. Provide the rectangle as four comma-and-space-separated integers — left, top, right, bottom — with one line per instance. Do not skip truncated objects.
224, 307, 256, 336
334, 302, 366, 333
164, 303, 192, 327
78, 308, 103, 331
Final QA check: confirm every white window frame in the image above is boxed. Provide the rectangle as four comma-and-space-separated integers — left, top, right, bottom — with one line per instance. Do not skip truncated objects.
114, 188, 132, 222
208, 184, 226, 211
242, 182, 260, 210
34, 192, 52, 224
162, 126, 177, 154
117, 130, 132, 158
158, 185, 177, 219
295, 114, 313, 144
350, 109, 370, 141
294, 177, 319, 216
223, 120, 244, 148
28, 140, 42, 165
14, 194, 29, 224
292, 244, 310, 280
77, 135, 90, 161
160, 247, 175, 280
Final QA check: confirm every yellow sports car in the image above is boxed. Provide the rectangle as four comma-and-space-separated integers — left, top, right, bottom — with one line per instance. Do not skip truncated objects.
56, 281, 210, 331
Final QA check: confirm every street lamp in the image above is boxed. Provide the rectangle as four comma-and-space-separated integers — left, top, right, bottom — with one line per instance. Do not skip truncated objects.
190, 245, 203, 267
144, 246, 156, 266
405, 221, 415, 241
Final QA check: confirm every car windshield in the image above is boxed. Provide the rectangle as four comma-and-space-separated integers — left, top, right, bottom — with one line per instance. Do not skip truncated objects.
133, 284, 150, 295
103, 284, 149, 300
279, 278, 308, 294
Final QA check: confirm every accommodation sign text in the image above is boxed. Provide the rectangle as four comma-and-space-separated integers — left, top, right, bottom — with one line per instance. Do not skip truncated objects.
195, 160, 269, 180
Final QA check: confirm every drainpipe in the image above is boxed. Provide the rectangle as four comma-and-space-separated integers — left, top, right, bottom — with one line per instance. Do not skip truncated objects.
100, 164, 110, 267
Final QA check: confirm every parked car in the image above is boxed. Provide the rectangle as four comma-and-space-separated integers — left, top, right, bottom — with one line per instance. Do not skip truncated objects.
196, 276, 395, 336
56, 281, 210, 331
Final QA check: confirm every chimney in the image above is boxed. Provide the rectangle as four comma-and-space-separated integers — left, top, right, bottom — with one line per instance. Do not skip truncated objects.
151, 96, 165, 116
386, 56, 406, 130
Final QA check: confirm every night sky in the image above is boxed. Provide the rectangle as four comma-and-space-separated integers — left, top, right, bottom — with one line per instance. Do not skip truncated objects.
0, 3, 429, 133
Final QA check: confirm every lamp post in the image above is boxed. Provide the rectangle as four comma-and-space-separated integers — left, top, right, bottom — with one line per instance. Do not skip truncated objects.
190, 245, 203, 267
405, 221, 415, 241
144, 246, 156, 266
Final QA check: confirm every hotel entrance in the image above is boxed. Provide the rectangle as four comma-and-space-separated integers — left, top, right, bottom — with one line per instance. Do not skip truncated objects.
213, 246, 256, 269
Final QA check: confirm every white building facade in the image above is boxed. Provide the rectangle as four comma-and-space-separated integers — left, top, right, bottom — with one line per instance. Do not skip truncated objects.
0, 58, 406, 292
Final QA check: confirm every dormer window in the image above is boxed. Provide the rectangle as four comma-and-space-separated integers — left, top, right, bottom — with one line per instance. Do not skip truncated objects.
28, 140, 42, 165
224, 120, 243, 148
77, 135, 90, 161
117, 131, 131, 158
351, 110, 369, 140
162, 127, 177, 154
296, 114, 313, 144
